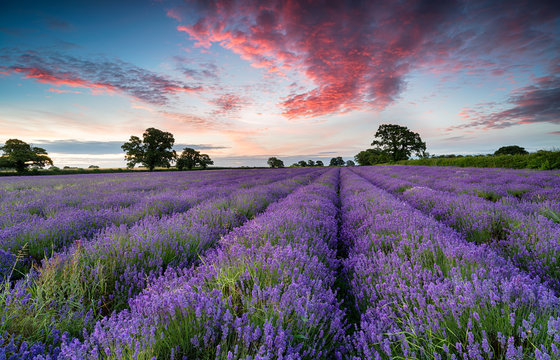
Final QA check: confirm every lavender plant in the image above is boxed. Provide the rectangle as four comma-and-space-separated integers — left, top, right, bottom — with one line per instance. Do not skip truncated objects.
339, 169, 560, 359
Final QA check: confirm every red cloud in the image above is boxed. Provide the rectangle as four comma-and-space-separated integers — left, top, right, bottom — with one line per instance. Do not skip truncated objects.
5, 51, 202, 105
172, 0, 559, 119
48, 88, 81, 94
209, 93, 248, 116
15, 67, 90, 87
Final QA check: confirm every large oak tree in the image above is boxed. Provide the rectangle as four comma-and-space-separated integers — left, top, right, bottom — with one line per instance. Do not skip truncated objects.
370, 124, 426, 162
0, 139, 53, 173
122, 128, 175, 171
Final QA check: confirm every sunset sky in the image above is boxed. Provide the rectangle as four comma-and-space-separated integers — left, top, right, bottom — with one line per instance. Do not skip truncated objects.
1, 0, 559, 167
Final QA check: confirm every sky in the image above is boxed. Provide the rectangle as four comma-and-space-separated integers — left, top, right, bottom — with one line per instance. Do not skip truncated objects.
1, 0, 559, 168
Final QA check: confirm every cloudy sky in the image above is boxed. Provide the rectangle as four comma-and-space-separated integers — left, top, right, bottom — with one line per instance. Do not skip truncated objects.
1, 0, 558, 167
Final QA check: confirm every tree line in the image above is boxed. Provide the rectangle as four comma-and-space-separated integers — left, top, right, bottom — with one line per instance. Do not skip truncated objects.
267, 157, 355, 168
0, 128, 214, 173
1, 124, 547, 173
121, 127, 213, 171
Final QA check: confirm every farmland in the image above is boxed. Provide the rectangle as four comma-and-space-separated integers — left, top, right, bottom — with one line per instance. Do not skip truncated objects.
1, 166, 559, 359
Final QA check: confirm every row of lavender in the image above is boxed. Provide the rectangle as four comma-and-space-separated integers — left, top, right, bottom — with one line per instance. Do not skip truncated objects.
0, 168, 325, 359
352, 166, 560, 294
367, 165, 560, 203
62, 168, 347, 359
366, 165, 560, 221
2, 166, 559, 359
340, 169, 560, 359
60, 167, 560, 359
0, 169, 311, 278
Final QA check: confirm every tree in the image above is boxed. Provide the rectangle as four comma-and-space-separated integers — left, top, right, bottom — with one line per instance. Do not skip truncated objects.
176, 147, 213, 170
329, 157, 345, 166
267, 157, 284, 168
121, 128, 175, 171
307, 160, 315, 167
354, 148, 391, 166
0, 139, 53, 173
371, 124, 426, 162
198, 153, 213, 169
346, 160, 355, 166
494, 145, 528, 156
316, 160, 324, 167
177, 148, 198, 170
297, 160, 308, 167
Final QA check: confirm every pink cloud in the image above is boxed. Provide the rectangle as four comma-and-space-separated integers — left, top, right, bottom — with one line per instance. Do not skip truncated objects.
173, 0, 559, 119
450, 75, 560, 130
5, 50, 202, 105
48, 87, 81, 94
209, 93, 248, 116
166, 9, 182, 22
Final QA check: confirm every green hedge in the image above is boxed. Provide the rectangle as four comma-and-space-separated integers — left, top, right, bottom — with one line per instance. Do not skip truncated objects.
396, 150, 560, 170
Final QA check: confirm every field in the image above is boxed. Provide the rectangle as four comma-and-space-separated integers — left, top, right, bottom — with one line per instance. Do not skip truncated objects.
1, 166, 559, 359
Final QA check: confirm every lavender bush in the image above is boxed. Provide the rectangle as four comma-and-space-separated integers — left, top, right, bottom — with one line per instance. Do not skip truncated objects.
340, 169, 560, 359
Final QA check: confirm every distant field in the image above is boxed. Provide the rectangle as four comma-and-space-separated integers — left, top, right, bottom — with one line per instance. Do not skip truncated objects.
1, 166, 559, 359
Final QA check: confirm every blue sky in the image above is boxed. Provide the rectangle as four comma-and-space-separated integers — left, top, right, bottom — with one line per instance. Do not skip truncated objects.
1, 0, 559, 167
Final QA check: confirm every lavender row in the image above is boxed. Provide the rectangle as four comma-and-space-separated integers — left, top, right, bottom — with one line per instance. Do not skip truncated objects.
0, 169, 287, 230
0, 168, 324, 359
61, 169, 347, 360
372, 165, 560, 203
0, 169, 305, 278
339, 168, 560, 359
370, 165, 560, 219
353, 166, 560, 293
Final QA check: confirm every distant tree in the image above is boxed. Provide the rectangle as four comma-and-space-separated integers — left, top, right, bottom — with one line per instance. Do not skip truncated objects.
494, 145, 528, 156
198, 153, 213, 169
307, 160, 315, 167
267, 157, 284, 168
370, 124, 426, 162
346, 160, 355, 166
316, 160, 324, 167
0, 139, 53, 173
354, 148, 391, 166
177, 147, 199, 170
297, 160, 307, 167
122, 128, 175, 171
88, 165, 99, 169
329, 157, 345, 166
176, 147, 214, 170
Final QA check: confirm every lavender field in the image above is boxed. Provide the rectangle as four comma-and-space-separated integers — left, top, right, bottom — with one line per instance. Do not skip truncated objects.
1, 166, 559, 359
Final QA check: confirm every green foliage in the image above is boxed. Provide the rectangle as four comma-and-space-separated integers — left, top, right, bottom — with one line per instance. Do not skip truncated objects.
121, 128, 176, 171
345, 160, 355, 166
354, 148, 391, 165
0, 139, 53, 173
198, 153, 213, 169
397, 150, 560, 170
290, 159, 325, 167
329, 156, 345, 166
177, 148, 214, 170
266, 157, 284, 168
494, 145, 528, 156
370, 124, 426, 162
